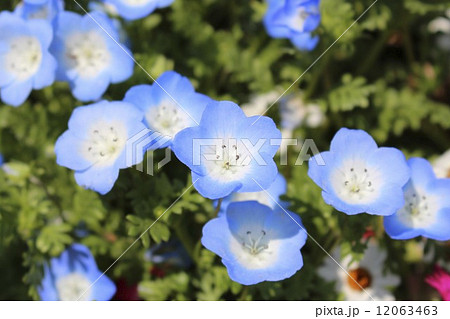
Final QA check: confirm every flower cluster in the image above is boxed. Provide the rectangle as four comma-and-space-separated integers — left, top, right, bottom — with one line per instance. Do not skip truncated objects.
309, 128, 450, 242
0, 1, 134, 106
3, 0, 448, 302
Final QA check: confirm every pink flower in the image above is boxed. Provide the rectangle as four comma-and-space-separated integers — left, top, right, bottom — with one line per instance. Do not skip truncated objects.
426, 265, 450, 301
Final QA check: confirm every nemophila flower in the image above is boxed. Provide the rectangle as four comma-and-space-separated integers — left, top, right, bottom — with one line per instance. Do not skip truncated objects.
308, 128, 410, 216
426, 265, 450, 301
433, 149, 450, 178
0, 153, 3, 166
318, 243, 400, 301
172, 101, 281, 200
384, 158, 450, 241
124, 71, 212, 148
264, 0, 321, 51
145, 239, 192, 269
38, 244, 116, 301
0, 12, 56, 107
219, 173, 288, 214
202, 201, 307, 285
14, 0, 64, 23
102, 0, 175, 21
51, 11, 134, 102
55, 100, 147, 194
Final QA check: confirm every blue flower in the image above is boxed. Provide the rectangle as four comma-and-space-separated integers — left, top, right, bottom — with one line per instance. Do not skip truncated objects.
0, 153, 3, 166
38, 244, 116, 301
172, 101, 281, 200
202, 201, 307, 285
14, 0, 64, 23
51, 11, 134, 102
124, 71, 212, 148
264, 0, 321, 51
145, 239, 192, 269
0, 12, 56, 107
55, 100, 147, 194
102, 0, 175, 21
308, 128, 410, 216
384, 158, 450, 241
219, 173, 288, 214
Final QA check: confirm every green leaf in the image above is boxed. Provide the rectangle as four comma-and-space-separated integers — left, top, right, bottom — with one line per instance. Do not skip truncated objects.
149, 222, 171, 243
36, 224, 72, 256
328, 74, 375, 112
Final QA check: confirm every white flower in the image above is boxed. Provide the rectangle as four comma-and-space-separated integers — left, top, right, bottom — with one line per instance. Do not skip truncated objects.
241, 90, 280, 117
428, 10, 450, 51
305, 104, 324, 128
432, 149, 450, 179
279, 93, 324, 130
318, 242, 400, 301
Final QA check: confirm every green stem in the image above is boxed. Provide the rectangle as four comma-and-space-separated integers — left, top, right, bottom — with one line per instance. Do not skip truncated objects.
357, 30, 391, 76
239, 286, 249, 301
173, 218, 198, 265
214, 198, 223, 217
304, 52, 332, 100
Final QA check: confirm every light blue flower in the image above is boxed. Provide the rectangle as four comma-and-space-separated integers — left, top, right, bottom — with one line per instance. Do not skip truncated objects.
308, 128, 410, 216
14, 0, 64, 23
264, 0, 321, 51
54, 100, 147, 195
51, 11, 134, 102
384, 158, 450, 241
102, 0, 175, 21
38, 244, 116, 301
172, 101, 281, 200
0, 153, 3, 166
219, 173, 288, 214
124, 71, 212, 148
0, 12, 56, 107
202, 201, 307, 285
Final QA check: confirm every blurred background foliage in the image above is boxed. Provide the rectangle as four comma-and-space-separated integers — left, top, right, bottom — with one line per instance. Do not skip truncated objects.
0, 0, 449, 300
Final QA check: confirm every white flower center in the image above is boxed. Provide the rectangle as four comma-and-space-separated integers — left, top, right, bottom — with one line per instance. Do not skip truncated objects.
230, 228, 279, 270
291, 8, 310, 32
81, 121, 127, 167
397, 186, 438, 228
242, 230, 269, 255
331, 159, 381, 204
56, 273, 92, 301
65, 31, 110, 78
146, 100, 190, 137
204, 142, 252, 183
5, 36, 42, 80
